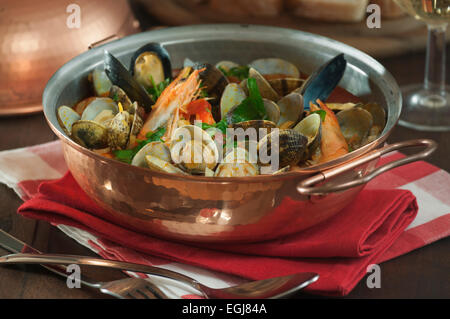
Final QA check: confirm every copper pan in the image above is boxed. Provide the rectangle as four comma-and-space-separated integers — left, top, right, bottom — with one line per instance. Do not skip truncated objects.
42, 25, 437, 243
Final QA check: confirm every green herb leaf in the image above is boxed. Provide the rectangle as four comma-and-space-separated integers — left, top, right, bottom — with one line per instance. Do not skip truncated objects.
146, 77, 170, 101
311, 110, 327, 122
113, 126, 166, 164
228, 78, 267, 124
218, 66, 250, 81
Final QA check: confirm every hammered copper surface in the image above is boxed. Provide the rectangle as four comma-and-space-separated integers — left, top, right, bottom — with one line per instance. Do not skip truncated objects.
43, 25, 411, 243
0, 0, 139, 116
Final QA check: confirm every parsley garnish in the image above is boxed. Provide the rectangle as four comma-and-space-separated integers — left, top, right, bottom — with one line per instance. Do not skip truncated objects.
218, 65, 250, 81
147, 76, 170, 101
310, 110, 327, 122
113, 126, 166, 164
227, 77, 267, 124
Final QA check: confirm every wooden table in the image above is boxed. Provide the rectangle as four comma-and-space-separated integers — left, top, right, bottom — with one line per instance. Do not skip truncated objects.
0, 47, 449, 299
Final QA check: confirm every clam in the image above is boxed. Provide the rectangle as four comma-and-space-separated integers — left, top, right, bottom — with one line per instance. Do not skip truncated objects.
109, 85, 133, 112
145, 155, 188, 175
71, 120, 109, 149
248, 58, 300, 79
170, 125, 219, 174
268, 78, 304, 97
327, 102, 358, 112
57, 105, 81, 135
359, 102, 386, 130
297, 54, 347, 110
80, 97, 118, 124
193, 62, 229, 122
129, 42, 172, 88
92, 66, 112, 97
277, 92, 304, 128
104, 50, 154, 113
257, 129, 308, 168
107, 110, 131, 150
231, 120, 276, 141
215, 147, 259, 177
263, 99, 281, 124
215, 60, 240, 73
131, 141, 171, 167
73, 97, 97, 116
127, 102, 144, 149
336, 107, 373, 150
220, 83, 247, 120
293, 113, 322, 159
247, 68, 279, 102
214, 161, 259, 177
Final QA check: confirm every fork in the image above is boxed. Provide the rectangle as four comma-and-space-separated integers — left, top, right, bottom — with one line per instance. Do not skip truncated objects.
93, 277, 168, 299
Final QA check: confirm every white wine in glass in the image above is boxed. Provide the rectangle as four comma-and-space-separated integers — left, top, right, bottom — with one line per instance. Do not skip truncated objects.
393, 0, 450, 131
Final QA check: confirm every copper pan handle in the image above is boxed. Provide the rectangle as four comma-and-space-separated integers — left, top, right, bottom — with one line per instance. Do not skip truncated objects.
297, 139, 437, 196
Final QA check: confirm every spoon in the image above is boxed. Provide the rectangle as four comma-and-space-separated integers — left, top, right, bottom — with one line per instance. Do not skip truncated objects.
0, 252, 318, 299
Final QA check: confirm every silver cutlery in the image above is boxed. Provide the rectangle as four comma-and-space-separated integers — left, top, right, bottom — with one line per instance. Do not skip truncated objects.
0, 229, 167, 299
0, 230, 318, 299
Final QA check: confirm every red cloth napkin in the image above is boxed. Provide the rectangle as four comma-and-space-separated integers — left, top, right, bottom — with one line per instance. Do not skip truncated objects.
17, 172, 418, 296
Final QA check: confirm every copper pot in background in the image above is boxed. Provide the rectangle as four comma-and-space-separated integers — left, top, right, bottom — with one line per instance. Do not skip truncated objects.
0, 0, 139, 116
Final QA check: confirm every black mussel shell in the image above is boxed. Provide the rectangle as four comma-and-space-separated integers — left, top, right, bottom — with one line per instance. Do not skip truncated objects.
129, 42, 172, 82
193, 62, 229, 122
104, 50, 154, 113
300, 54, 347, 110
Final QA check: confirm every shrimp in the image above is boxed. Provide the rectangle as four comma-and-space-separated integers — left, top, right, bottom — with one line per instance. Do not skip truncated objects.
137, 67, 202, 141
311, 99, 348, 164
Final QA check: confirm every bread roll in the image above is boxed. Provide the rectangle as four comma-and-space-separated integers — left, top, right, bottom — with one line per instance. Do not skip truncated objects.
286, 0, 370, 22
370, 0, 406, 18
209, 0, 283, 17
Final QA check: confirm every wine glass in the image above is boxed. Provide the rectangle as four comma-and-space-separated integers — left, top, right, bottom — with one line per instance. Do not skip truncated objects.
393, 0, 450, 131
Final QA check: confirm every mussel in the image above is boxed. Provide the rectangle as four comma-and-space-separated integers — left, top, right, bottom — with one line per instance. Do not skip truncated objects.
104, 50, 155, 113
129, 42, 172, 88
298, 54, 347, 110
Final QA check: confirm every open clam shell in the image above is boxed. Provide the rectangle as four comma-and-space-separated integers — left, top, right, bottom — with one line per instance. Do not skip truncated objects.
109, 85, 133, 112
293, 113, 322, 159
57, 105, 80, 136
220, 83, 247, 120
337, 107, 373, 150
107, 111, 131, 150
92, 66, 112, 97
231, 120, 276, 141
257, 129, 308, 168
80, 97, 118, 123
263, 99, 281, 124
132, 141, 171, 167
247, 67, 279, 102
248, 58, 300, 79
145, 155, 188, 175
71, 120, 109, 149
268, 78, 304, 97
215, 60, 240, 73
277, 92, 304, 128
170, 125, 219, 174
215, 147, 259, 177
